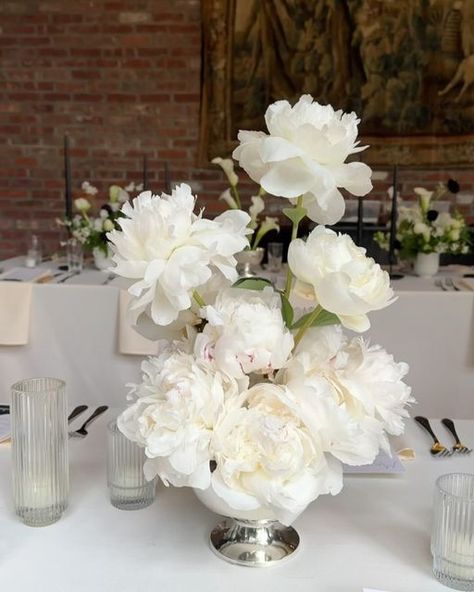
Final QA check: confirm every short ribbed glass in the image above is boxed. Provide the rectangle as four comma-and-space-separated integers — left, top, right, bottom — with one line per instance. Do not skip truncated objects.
11, 378, 69, 527
432, 473, 474, 591
107, 420, 157, 510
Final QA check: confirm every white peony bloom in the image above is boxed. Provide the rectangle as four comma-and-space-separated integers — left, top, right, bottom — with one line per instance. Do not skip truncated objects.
210, 382, 343, 525
107, 184, 251, 326
118, 346, 241, 489
232, 94, 372, 225
74, 197, 91, 213
81, 181, 98, 196
195, 287, 294, 378
212, 157, 239, 186
288, 225, 395, 332
281, 325, 413, 453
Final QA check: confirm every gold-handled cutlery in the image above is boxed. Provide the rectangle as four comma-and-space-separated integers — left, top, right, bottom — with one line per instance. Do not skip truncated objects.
441, 418, 472, 454
414, 416, 453, 457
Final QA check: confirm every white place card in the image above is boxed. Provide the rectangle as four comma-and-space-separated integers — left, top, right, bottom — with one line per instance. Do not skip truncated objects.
0, 267, 50, 283
343, 449, 405, 474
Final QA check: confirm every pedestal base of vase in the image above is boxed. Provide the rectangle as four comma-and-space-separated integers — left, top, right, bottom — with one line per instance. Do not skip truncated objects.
209, 518, 300, 567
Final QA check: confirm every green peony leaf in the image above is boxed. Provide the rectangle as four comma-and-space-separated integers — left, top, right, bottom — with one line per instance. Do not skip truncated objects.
279, 292, 294, 328
233, 277, 274, 291
283, 205, 307, 226
292, 308, 340, 330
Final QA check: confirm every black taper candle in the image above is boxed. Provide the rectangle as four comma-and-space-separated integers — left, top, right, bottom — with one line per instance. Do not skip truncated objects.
357, 197, 364, 246
142, 154, 148, 191
164, 161, 171, 193
64, 135, 72, 219
388, 164, 403, 279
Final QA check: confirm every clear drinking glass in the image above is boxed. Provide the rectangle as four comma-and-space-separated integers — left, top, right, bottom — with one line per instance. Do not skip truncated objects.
25, 235, 42, 268
66, 238, 83, 272
11, 378, 69, 527
267, 242, 283, 272
432, 473, 474, 590
107, 420, 157, 510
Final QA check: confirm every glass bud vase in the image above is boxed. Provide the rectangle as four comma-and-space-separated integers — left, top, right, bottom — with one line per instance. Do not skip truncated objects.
11, 378, 69, 527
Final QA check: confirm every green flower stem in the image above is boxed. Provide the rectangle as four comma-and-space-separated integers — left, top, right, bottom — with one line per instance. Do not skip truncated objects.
192, 290, 206, 308
284, 195, 304, 299
293, 305, 323, 348
230, 184, 242, 210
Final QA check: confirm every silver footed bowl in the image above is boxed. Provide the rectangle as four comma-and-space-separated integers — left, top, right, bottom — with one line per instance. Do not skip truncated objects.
194, 486, 300, 567
235, 248, 264, 278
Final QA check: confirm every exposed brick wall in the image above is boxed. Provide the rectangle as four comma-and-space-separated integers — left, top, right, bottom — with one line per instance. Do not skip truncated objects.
1, 0, 474, 259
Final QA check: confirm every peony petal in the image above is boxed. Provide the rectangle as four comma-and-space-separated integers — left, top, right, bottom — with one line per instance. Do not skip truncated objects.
315, 272, 371, 316
304, 187, 346, 225
259, 136, 304, 163
328, 162, 373, 196
338, 313, 371, 332
260, 158, 317, 198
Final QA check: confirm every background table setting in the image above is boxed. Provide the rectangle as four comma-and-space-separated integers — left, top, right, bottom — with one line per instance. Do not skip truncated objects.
1, 254, 474, 418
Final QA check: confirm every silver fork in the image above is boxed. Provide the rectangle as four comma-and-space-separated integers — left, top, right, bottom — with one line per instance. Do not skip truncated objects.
444, 278, 460, 291
69, 405, 108, 438
414, 416, 453, 457
441, 418, 472, 454
434, 278, 448, 291
102, 273, 115, 285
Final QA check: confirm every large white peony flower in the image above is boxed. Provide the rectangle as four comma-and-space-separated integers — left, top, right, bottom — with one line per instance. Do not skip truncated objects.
288, 225, 394, 331
281, 325, 413, 454
107, 183, 251, 326
118, 345, 241, 489
232, 94, 372, 225
210, 382, 343, 525
194, 287, 294, 378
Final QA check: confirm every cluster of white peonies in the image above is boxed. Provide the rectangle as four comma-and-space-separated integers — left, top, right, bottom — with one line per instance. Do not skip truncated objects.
109, 94, 413, 526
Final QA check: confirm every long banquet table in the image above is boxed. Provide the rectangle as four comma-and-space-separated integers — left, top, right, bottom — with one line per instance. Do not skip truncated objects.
0, 412, 473, 591
0, 257, 474, 418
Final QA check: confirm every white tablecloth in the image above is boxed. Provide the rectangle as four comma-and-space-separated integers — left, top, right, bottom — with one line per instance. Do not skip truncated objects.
0, 413, 473, 591
0, 258, 473, 418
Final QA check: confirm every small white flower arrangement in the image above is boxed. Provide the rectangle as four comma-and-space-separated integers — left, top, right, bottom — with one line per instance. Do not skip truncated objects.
375, 184, 471, 259
108, 95, 413, 525
58, 181, 143, 255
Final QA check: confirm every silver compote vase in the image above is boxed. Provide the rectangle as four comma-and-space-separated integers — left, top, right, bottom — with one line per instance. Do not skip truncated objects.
194, 484, 301, 567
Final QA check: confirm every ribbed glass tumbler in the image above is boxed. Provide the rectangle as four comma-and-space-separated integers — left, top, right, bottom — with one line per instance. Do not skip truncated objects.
107, 420, 157, 510
11, 378, 69, 527
432, 473, 474, 591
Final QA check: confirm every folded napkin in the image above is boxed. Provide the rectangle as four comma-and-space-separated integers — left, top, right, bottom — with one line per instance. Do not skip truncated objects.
118, 290, 160, 355
457, 278, 474, 291
0, 281, 33, 345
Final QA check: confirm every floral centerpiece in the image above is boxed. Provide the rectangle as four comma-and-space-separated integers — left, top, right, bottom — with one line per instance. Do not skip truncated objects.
107, 95, 413, 566
375, 185, 470, 277
59, 181, 142, 269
